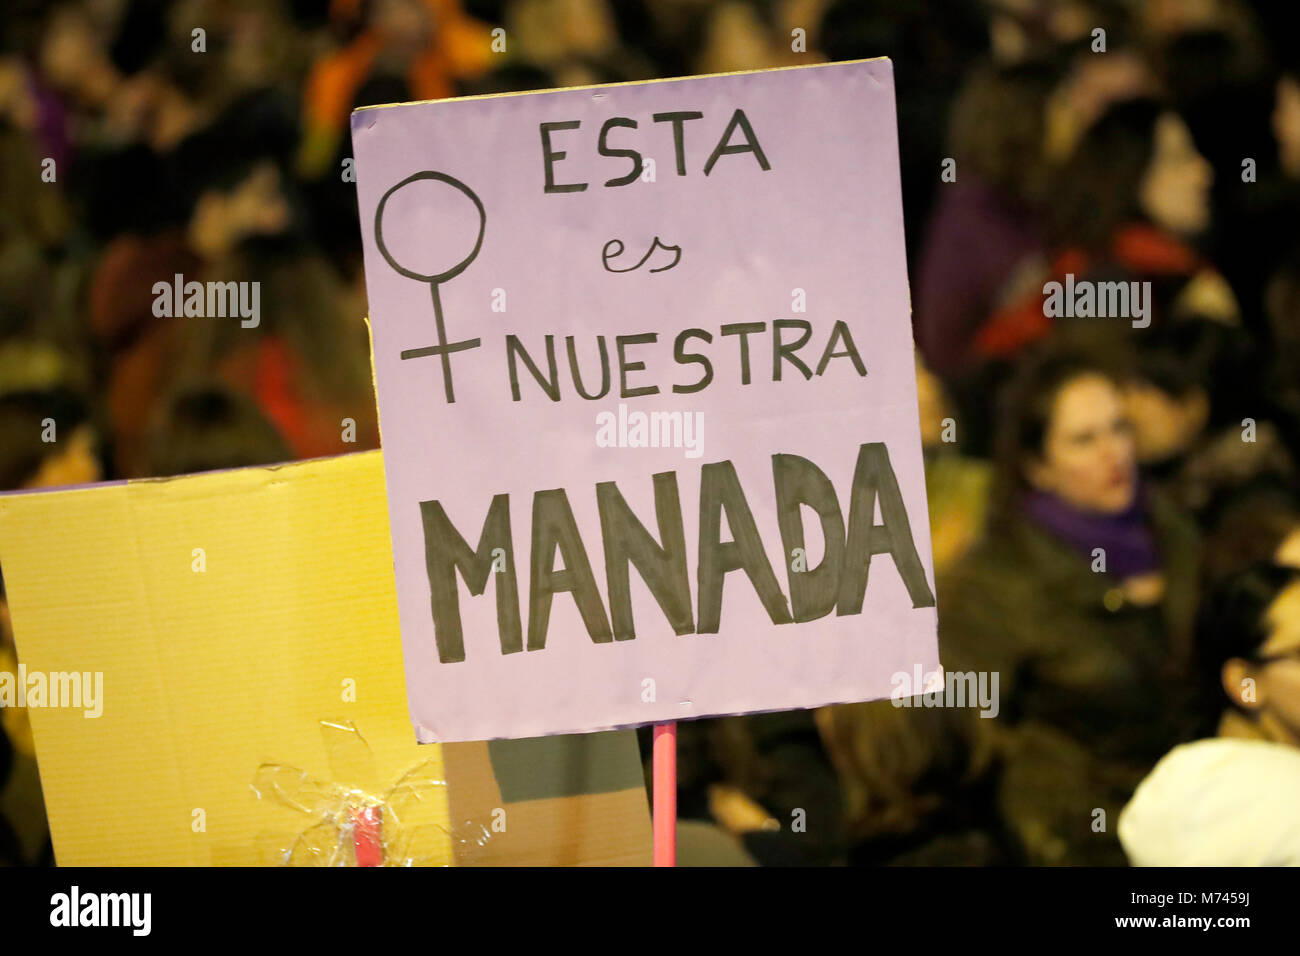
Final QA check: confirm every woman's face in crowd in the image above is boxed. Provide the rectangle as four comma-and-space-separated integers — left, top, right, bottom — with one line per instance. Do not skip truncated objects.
22, 425, 101, 489
225, 163, 291, 244
1123, 381, 1209, 463
1277, 527, 1300, 569
1245, 581, 1300, 743
1144, 0, 1221, 36
40, 8, 108, 98
698, 1, 775, 75
1140, 113, 1213, 237
1027, 374, 1137, 514
1273, 76, 1300, 178
915, 356, 948, 449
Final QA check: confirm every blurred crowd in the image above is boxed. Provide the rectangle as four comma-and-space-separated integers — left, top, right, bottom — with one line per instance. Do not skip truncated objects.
1, 0, 1299, 866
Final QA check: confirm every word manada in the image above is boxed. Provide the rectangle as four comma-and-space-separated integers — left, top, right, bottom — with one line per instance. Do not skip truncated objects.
419, 442, 934, 663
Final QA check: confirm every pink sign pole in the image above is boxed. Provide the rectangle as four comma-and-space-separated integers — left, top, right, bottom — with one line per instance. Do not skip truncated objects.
652, 721, 677, 866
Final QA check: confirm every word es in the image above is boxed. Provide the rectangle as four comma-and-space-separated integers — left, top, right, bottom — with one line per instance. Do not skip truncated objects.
152, 274, 261, 328
602, 237, 681, 274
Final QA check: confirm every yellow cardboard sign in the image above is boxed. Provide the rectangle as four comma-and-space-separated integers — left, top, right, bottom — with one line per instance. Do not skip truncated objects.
0, 450, 650, 865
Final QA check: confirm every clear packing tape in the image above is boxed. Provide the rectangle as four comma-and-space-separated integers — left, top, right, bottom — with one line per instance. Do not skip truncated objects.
251, 719, 493, 866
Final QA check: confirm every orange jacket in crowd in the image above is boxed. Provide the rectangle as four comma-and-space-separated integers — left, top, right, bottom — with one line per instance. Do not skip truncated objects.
301, 0, 494, 176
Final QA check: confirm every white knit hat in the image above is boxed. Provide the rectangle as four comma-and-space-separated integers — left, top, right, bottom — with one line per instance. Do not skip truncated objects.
1119, 738, 1300, 866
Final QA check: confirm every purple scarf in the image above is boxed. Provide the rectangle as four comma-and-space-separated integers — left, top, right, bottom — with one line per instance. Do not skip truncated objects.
1021, 484, 1160, 579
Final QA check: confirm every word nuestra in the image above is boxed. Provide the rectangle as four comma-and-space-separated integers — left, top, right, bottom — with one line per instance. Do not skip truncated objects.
890, 664, 999, 718
1042, 274, 1151, 328
596, 404, 704, 459
50, 887, 151, 936
418, 441, 935, 663
0, 664, 102, 718
414, 320, 865, 407
506, 319, 866, 403
152, 273, 261, 328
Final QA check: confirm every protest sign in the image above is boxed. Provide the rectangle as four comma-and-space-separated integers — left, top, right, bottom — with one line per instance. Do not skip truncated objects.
352, 59, 939, 743
0, 452, 650, 865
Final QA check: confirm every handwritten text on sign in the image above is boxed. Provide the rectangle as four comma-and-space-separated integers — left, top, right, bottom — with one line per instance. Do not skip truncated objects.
352, 60, 940, 742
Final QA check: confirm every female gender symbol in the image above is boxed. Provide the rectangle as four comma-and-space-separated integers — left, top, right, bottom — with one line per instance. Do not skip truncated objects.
374, 171, 486, 404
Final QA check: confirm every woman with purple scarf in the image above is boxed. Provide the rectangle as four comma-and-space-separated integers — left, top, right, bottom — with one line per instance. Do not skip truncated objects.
938, 347, 1201, 866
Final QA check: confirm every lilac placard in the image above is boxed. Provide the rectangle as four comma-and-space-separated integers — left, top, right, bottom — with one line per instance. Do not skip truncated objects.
351, 59, 940, 743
